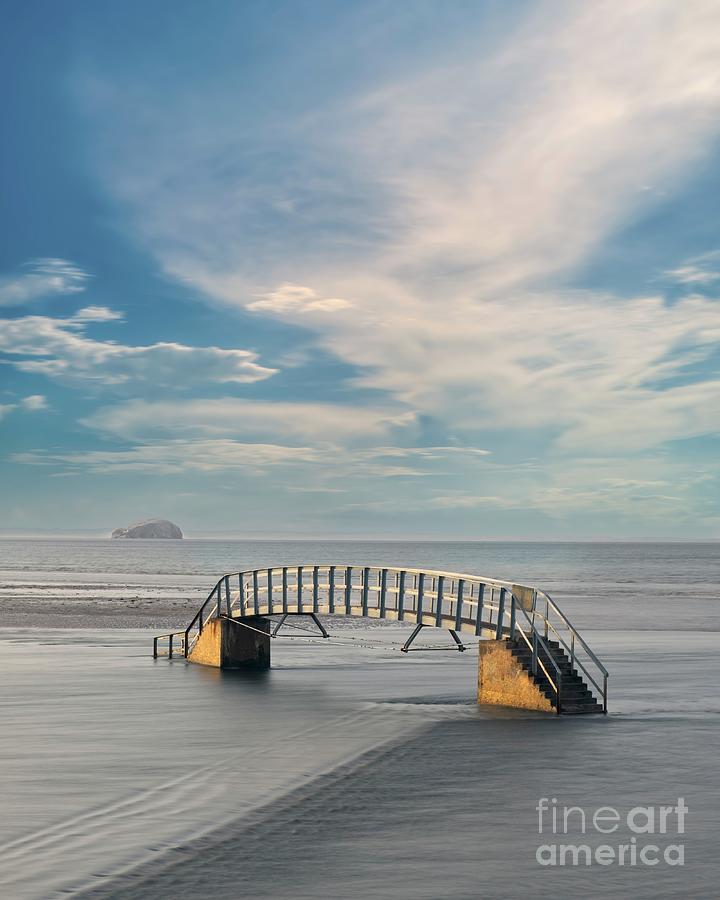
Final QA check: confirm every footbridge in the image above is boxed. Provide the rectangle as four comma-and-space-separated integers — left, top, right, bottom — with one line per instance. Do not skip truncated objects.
153, 565, 608, 715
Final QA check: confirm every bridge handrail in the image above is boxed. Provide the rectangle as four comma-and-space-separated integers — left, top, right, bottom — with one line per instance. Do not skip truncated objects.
165, 564, 607, 712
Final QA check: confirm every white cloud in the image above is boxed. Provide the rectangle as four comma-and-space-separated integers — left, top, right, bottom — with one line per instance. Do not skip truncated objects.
81, 1, 720, 458
12, 440, 321, 475
81, 397, 417, 443
247, 283, 351, 314
665, 251, 720, 286
0, 259, 90, 306
0, 310, 276, 387
21, 395, 48, 411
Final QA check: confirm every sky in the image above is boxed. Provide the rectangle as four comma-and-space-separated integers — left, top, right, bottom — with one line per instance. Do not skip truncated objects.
2, 0, 720, 539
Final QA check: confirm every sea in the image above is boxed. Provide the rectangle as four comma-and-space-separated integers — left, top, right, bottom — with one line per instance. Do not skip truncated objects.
0, 539, 718, 899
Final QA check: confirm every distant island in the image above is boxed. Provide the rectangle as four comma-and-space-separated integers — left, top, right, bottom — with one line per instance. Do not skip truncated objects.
111, 519, 183, 539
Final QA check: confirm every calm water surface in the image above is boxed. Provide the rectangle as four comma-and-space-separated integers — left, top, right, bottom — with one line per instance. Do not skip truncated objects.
0, 540, 718, 898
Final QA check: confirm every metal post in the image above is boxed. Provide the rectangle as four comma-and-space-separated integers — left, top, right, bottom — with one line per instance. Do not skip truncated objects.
379, 568, 387, 616
603, 674, 608, 715
153, 637, 158, 659
313, 566, 319, 612
416, 573, 425, 623
448, 629, 465, 651
362, 567, 370, 616
238, 573, 246, 616
267, 568, 273, 614
169, 634, 174, 659
297, 566, 303, 612
475, 583, 485, 635
329, 565, 335, 613
253, 570, 260, 615
345, 566, 352, 614
398, 570, 406, 621
401, 623, 424, 652
282, 567, 288, 613
495, 588, 506, 640
531, 629, 538, 675
310, 613, 329, 638
435, 575, 444, 627
225, 575, 232, 617
454, 579, 464, 631
571, 631, 575, 670
510, 593, 516, 640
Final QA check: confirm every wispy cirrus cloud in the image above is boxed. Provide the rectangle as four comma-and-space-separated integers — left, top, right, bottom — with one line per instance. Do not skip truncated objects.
0, 258, 90, 306
12, 440, 321, 475
0, 308, 276, 388
78, 0, 720, 459
664, 250, 720, 286
81, 397, 416, 444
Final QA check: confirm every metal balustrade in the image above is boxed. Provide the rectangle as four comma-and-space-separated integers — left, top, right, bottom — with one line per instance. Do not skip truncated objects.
153, 564, 608, 714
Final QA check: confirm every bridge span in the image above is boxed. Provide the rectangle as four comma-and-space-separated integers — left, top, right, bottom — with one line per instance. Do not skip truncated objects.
153, 564, 608, 715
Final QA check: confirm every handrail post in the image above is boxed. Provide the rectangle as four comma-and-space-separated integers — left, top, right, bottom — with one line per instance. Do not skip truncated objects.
169, 633, 174, 659
531, 629, 538, 675
495, 587, 506, 640
362, 567, 370, 616
435, 576, 445, 627
571, 631, 575, 670
328, 566, 335, 613
282, 567, 288, 613
345, 566, 352, 614
603, 673, 608, 715
267, 568, 274, 615
455, 579, 464, 631
475, 583, 485, 635
153, 636, 158, 659
379, 568, 387, 617
510, 593, 516, 640
416, 572, 425, 622
397, 570, 406, 621
225, 575, 231, 617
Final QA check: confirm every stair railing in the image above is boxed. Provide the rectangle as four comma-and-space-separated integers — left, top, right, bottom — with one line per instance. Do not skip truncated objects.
518, 589, 608, 713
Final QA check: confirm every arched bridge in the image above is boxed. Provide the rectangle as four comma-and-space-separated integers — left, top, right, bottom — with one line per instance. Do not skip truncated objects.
153, 565, 608, 716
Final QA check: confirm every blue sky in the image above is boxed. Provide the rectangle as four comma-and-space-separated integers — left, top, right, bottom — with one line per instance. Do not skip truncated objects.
2, 0, 720, 538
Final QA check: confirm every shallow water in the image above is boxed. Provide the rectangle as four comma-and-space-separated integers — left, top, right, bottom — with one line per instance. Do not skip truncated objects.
0, 541, 719, 898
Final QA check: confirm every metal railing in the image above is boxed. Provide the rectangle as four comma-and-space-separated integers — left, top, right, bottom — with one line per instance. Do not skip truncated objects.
152, 564, 608, 712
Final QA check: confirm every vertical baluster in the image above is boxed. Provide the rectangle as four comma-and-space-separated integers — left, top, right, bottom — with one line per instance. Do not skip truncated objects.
345, 566, 352, 614
379, 568, 388, 617
455, 579, 465, 631
416, 573, 425, 623
362, 567, 370, 616
169, 633, 174, 659
253, 570, 260, 615
297, 566, 303, 612
495, 587, 506, 639
238, 573, 246, 617
267, 568, 273, 615
282, 567, 288, 613
474, 583, 485, 635
225, 575, 232, 617
398, 570, 406, 621
435, 575, 445, 627
328, 565, 335, 613
510, 593, 516, 640
313, 566, 319, 613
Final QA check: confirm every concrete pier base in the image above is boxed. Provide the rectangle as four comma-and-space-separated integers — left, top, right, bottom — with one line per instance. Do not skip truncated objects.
188, 616, 271, 670
477, 640, 554, 713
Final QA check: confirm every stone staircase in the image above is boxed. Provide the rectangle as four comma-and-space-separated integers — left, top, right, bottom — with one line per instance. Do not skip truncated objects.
507, 638, 604, 715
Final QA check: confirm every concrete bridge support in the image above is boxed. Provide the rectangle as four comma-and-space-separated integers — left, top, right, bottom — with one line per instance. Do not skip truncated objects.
477, 640, 554, 713
188, 616, 271, 670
